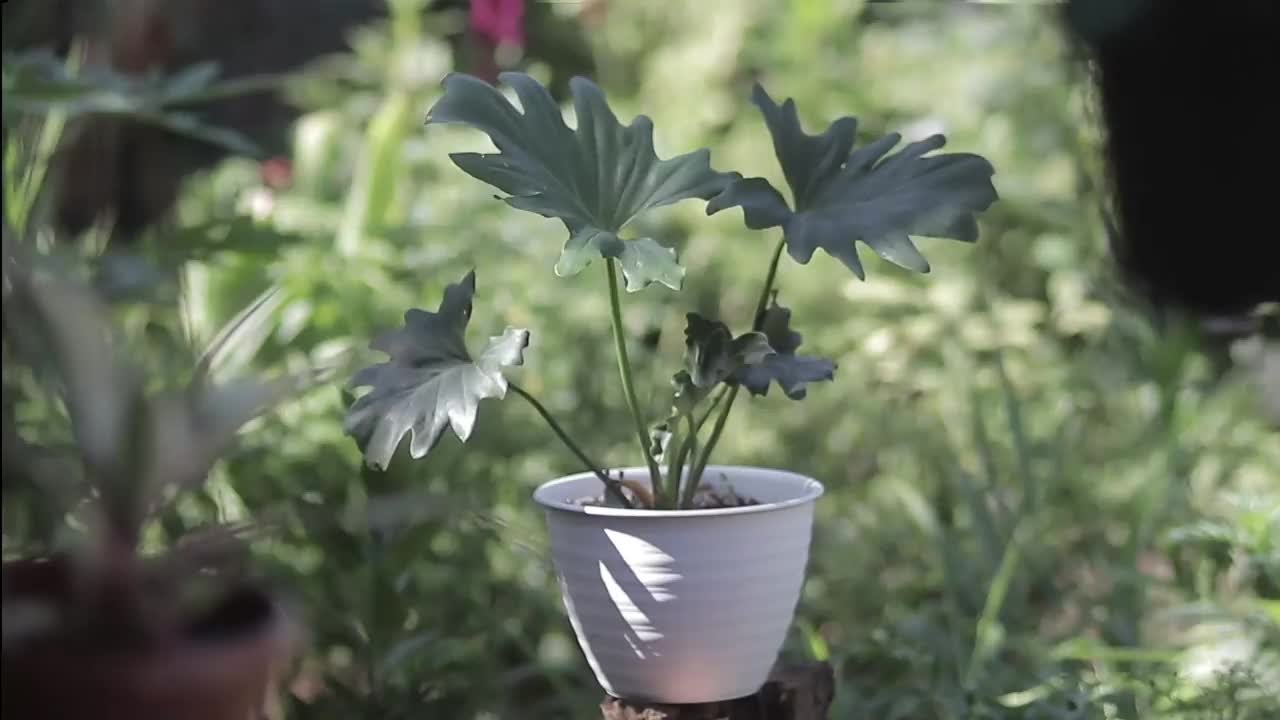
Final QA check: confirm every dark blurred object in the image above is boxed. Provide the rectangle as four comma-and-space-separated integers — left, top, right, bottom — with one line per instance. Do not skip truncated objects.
1, 244, 309, 720
3, 557, 293, 720
1064, 0, 1279, 320
3, 0, 596, 240
2, 0, 385, 237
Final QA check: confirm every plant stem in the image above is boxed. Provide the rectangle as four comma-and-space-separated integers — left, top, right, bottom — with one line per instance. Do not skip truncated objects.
688, 385, 738, 493
689, 236, 787, 486
751, 236, 789, 328
660, 387, 728, 508
678, 413, 702, 508
605, 259, 664, 503
666, 420, 693, 503
694, 385, 729, 434
509, 382, 633, 509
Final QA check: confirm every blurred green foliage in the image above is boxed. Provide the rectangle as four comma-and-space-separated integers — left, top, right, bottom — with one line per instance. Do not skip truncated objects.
3, 1, 1278, 718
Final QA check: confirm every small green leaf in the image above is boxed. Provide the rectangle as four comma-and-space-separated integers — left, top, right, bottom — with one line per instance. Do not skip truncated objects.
683, 313, 773, 389
553, 230, 684, 292
426, 72, 736, 290
648, 421, 673, 463
670, 370, 703, 416
666, 312, 771, 430
733, 302, 836, 400
344, 271, 529, 470
708, 83, 998, 280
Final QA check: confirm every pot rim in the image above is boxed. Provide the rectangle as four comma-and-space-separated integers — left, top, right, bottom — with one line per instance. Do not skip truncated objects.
2, 556, 297, 662
533, 464, 824, 518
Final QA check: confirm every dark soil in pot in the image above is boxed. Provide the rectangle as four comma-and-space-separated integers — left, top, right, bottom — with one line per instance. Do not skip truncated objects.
2, 557, 295, 720
574, 472, 761, 509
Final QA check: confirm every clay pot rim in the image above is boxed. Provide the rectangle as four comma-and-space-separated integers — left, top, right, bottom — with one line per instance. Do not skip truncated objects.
2, 555, 297, 662
3, 555, 298, 718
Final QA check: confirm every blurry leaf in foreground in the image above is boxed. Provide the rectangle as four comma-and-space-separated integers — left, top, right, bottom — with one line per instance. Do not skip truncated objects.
8, 264, 310, 542
165, 217, 308, 262
2, 51, 261, 156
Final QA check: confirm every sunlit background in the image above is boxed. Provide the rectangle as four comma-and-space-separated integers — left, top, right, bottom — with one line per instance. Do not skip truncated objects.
3, 1, 1277, 717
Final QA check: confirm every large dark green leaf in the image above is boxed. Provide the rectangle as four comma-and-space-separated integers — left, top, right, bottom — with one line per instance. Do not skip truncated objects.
344, 272, 529, 470
425, 72, 736, 291
732, 301, 836, 400
708, 84, 998, 279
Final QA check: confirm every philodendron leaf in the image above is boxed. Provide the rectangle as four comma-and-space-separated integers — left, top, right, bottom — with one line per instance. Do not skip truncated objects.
733, 301, 836, 400
425, 72, 737, 291
344, 271, 529, 470
683, 313, 774, 389
708, 84, 998, 280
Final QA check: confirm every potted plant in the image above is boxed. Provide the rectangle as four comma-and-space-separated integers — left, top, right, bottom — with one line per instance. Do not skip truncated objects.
342, 72, 998, 702
1, 252, 310, 719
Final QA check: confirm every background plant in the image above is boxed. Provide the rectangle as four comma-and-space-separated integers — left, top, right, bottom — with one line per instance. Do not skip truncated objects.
3, 2, 1277, 718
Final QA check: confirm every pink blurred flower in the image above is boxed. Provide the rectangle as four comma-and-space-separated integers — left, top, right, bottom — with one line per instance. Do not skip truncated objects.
470, 0, 526, 47
261, 156, 293, 189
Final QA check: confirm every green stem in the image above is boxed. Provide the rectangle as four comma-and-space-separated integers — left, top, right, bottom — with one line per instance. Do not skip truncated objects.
751, 236, 789, 328
510, 382, 633, 509
694, 385, 729, 435
605, 260, 664, 503
688, 385, 738, 493
689, 236, 787, 486
678, 414, 702, 508
666, 418, 694, 503
660, 386, 728, 509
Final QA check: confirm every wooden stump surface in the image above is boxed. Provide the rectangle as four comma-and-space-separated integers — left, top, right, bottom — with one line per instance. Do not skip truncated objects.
599, 661, 834, 720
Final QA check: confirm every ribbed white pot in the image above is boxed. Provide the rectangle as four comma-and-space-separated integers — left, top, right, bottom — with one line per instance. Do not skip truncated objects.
533, 465, 823, 703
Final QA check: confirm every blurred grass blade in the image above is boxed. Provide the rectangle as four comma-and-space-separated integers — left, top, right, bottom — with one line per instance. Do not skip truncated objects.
194, 285, 284, 380
1050, 637, 1182, 664
3, 49, 78, 236
965, 519, 1031, 689
994, 352, 1037, 511
795, 618, 831, 662
21, 272, 137, 474
379, 631, 436, 675
955, 470, 1008, 566
336, 92, 412, 256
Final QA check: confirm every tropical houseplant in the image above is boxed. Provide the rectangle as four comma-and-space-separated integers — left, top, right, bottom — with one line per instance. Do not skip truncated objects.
1, 244, 311, 719
342, 71, 999, 702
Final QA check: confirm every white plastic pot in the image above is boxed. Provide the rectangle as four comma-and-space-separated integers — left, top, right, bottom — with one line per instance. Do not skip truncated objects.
533, 465, 823, 703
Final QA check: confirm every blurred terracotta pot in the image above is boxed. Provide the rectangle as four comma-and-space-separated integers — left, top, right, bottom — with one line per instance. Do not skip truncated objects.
2, 558, 294, 720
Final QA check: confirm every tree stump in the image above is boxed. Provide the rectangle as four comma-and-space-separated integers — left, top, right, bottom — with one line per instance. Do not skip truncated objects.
599, 662, 834, 720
